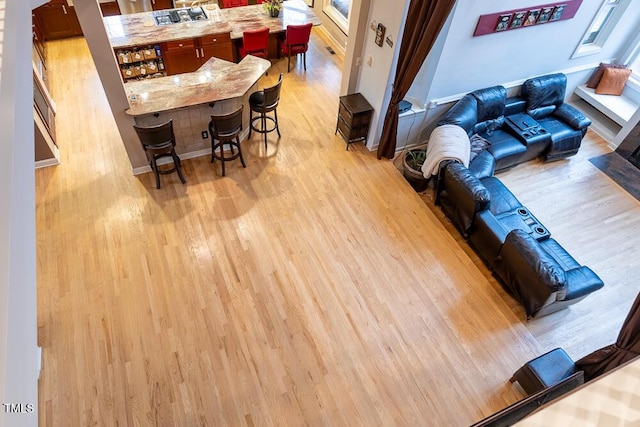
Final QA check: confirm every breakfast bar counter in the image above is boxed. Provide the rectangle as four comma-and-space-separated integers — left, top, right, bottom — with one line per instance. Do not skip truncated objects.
125, 55, 270, 116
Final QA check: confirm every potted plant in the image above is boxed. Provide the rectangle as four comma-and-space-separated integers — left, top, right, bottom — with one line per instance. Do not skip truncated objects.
263, 0, 283, 17
402, 148, 429, 192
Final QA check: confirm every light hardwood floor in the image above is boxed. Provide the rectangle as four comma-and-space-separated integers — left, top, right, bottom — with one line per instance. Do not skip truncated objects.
37, 31, 639, 426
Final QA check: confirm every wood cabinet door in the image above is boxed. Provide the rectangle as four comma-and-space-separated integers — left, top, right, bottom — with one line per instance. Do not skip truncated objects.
32, 12, 47, 62
67, 6, 83, 37
34, 3, 73, 40
162, 40, 201, 75
34, 1, 82, 41
150, 0, 174, 10
199, 33, 234, 63
99, 1, 122, 16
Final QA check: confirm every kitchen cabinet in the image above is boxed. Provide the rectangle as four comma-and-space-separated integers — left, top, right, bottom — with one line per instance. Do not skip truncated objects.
162, 34, 234, 76
199, 33, 234, 63
99, 1, 121, 16
32, 12, 46, 63
150, 0, 174, 10
33, 0, 82, 41
162, 39, 202, 75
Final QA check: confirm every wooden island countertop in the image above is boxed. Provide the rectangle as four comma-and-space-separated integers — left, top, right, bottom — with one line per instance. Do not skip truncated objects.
104, 0, 322, 49
124, 55, 270, 116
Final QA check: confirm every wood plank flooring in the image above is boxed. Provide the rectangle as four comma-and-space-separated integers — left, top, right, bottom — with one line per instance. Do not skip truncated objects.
36, 30, 638, 426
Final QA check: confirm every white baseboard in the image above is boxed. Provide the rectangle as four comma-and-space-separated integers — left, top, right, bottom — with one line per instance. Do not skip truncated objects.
315, 26, 345, 56
37, 346, 42, 380
35, 157, 60, 169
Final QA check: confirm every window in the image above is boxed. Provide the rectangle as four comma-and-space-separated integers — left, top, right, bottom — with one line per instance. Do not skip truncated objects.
629, 54, 640, 75
331, 0, 350, 20
323, 0, 351, 33
572, 0, 628, 58
621, 32, 640, 84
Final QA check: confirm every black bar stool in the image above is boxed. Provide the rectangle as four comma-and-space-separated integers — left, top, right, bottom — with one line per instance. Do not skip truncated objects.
133, 120, 186, 189
209, 106, 246, 176
249, 74, 283, 149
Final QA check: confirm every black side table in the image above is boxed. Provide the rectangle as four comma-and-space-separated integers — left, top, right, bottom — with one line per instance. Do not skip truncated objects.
335, 93, 373, 150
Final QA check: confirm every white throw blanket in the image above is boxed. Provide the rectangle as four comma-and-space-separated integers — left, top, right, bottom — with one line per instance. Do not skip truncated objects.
421, 124, 470, 177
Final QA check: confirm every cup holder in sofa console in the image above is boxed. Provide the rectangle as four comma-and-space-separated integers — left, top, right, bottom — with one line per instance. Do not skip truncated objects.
535, 226, 546, 234
517, 208, 528, 216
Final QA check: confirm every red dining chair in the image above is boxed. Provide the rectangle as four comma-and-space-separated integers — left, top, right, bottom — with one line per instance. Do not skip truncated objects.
239, 27, 270, 59
279, 23, 313, 72
220, 0, 248, 7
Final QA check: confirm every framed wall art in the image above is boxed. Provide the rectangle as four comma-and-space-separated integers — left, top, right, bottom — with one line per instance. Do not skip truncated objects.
473, 0, 582, 37
537, 6, 555, 23
495, 14, 512, 31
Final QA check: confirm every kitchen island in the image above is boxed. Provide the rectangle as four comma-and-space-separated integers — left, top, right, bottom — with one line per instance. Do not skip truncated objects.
125, 54, 270, 159
102, 0, 319, 170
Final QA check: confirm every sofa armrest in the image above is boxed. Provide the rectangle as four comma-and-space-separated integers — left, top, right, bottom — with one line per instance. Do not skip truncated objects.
553, 104, 592, 130
564, 266, 605, 300
439, 162, 491, 236
505, 96, 526, 116
468, 150, 495, 180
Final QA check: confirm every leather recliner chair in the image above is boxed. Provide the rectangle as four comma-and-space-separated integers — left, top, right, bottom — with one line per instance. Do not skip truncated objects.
493, 229, 605, 319
520, 73, 592, 161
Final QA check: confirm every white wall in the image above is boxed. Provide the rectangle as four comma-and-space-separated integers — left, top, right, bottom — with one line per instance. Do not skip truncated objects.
419, 1, 640, 102
0, 0, 41, 425
353, 0, 409, 149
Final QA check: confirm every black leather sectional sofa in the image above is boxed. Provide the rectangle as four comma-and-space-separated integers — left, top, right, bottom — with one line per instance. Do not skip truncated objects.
434, 74, 604, 319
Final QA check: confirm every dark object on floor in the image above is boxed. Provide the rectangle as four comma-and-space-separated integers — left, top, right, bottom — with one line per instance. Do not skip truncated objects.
133, 119, 186, 189
209, 106, 246, 176
589, 152, 640, 202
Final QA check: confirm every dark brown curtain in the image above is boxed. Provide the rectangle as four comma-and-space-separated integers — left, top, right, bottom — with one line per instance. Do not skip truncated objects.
576, 291, 640, 381
376, 0, 456, 159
